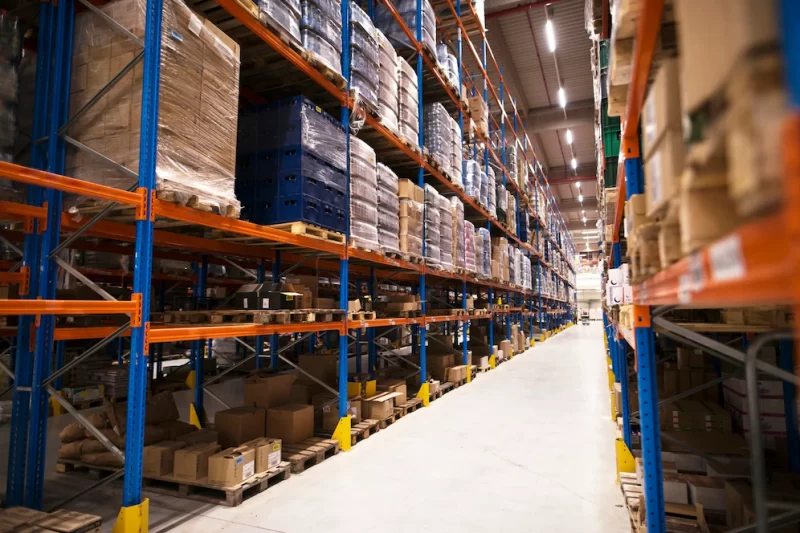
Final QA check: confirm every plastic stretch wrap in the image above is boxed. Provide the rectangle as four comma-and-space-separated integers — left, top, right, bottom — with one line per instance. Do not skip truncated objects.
68, 0, 241, 212
423, 103, 452, 172
449, 116, 462, 186
450, 197, 465, 269
374, 0, 435, 54
377, 163, 400, 253
349, 135, 379, 250
437, 194, 453, 270
259, 0, 301, 42
238, 96, 346, 171
301, 1, 342, 51
477, 227, 491, 279
302, 29, 342, 75
464, 220, 476, 273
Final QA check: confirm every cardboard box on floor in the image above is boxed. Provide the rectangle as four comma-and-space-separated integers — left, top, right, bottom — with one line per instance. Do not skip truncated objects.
143, 440, 185, 477
243, 372, 295, 409
362, 392, 400, 419
243, 437, 282, 472
173, 442, 220, 481
266, 404, 314, 444
208, 446, 256, 487
215, 406, 265, 448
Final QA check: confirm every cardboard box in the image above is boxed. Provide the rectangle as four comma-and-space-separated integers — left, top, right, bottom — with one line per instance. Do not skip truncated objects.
266, 404, 314, 444
362, 392, 399, 419
243, 372, 295, 409
398, 179, 424, 203
675, 0, 779, 114
243, 437, 282, 472
174, 442, 220, 481
645, 128, 684, 218
208, 446, 256, 487
677, 347, 705, 369
642, 59, 682, 157
377, 379, 408, 405
143, 440, 185, 477
298, 353, 338, 385
214, 406, 266, 448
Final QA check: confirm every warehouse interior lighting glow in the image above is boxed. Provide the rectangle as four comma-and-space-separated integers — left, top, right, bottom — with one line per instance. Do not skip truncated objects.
545, 19, 556, 52
558, 87, 567, 108
565, 129, 573, 144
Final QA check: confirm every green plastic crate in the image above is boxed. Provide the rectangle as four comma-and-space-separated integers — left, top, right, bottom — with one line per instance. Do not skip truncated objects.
603, 129, 621, 158
599, 40, 609, 69
604, 156, 619, 188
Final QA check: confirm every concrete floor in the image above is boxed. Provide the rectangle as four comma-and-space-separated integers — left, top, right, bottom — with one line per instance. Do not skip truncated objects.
1, 322, 629, 532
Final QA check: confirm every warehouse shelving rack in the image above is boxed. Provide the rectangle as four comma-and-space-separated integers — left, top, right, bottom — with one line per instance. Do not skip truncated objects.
0, 0, 576, 526
603, 2, 800, 532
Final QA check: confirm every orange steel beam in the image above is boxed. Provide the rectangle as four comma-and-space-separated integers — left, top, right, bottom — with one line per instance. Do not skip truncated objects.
621, 0, 664, 158
149, 320, 345, 343
0, 161, 144, 208
0, 299, 139, 315
153, 199, 346, 258
635, 213, 790, 306
216, 0, 347, 105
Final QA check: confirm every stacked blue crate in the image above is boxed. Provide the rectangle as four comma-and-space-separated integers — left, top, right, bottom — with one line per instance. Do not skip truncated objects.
236, 96, 347, 233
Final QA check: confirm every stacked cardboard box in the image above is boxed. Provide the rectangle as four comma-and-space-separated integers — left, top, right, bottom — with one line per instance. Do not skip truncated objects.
68, 0, 240, 213
399, 179, 423, 258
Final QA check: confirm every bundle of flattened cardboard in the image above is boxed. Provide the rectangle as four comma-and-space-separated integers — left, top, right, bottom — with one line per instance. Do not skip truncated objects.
66, 0, 240, 213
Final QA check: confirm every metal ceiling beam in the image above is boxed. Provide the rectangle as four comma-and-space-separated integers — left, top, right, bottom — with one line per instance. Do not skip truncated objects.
485, 0, 568, 19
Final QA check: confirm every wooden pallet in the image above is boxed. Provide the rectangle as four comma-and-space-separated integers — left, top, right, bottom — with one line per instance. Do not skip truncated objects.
377, 412, 398, 430
393, 397, 423, 418
315, 418, 380, 446
282, 437, 339, 473
269, 221, 346, 244
141, 462, 291, 507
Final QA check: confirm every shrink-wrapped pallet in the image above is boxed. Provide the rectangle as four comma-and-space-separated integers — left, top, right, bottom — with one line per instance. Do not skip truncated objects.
67, 0, 241, 214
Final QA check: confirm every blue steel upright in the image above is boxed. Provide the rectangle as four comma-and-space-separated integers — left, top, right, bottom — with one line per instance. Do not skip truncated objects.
6, 0, 54, 506
121, 0, 161, 509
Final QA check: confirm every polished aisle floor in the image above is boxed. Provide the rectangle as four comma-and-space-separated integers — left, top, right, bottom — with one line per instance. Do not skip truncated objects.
5, 322, 629, 532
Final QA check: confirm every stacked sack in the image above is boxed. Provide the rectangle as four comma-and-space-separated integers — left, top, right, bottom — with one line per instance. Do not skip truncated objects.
476, 227, 491, 279
350, 135, 380, 250
464, 160, 480, 200
260, 0, 302, 44
423, 103, 452, 174
436, 43, 459, 88
376, 163, 400, 254
424, 184, 441, 266
397, 57, 419, 149
0, 12, 20, 200
438, 193, 453, 271
449, 115, 462, 187
299, 0, 342, 75
375, 0, 435, 55
464, 220, 477, 274
451, 197, 465, 271
376, 29, 399, 133
350, 3, 379, 112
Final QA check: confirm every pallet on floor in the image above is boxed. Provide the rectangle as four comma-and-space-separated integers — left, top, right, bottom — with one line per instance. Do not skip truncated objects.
282, 437, 339, 473
315, 419, 380, 446
269, 221, 346, 244
393, 397, 423, 418
141, 462, 291, 507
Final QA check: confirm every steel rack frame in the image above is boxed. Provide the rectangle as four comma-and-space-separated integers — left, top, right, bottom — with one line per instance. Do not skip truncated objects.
0, 0, 579, 526
602, 2, 800, 532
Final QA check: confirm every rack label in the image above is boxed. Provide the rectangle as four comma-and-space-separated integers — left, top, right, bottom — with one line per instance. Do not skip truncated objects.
709, 234, 745, 282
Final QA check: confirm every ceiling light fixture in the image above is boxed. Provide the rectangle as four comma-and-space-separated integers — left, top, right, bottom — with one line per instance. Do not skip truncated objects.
545, 19, 556, 52
565, 129, 573, 144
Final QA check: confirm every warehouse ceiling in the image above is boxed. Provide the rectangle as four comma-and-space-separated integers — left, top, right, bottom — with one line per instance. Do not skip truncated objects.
482, 0, 598, 250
